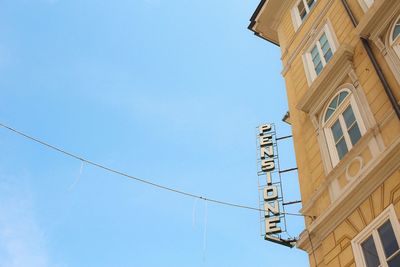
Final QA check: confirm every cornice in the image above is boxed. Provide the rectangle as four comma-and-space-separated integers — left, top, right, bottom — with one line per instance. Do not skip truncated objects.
248, 0, 294, 46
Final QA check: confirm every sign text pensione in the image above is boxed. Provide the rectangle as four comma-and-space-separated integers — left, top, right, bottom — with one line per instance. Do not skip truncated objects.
258, 124, 282, 237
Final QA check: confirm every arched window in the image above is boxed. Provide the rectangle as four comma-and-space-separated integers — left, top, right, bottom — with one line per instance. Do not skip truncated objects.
323, 89, 366, 166
390, 16, 400, 58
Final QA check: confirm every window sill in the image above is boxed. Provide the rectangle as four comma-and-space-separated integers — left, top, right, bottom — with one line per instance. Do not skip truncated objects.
297, 137, 400, 253
297, 44, 354, 114
326, 125, 377, 179
300, 125, 377, 216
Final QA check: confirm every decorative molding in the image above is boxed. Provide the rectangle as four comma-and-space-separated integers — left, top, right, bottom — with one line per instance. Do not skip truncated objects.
297, 138, 400, 252
345, 156, 363, 181
300, 126, 378, 215
356, 0, 400, 39
348, 69, 360, 88
372, 37, 387, 55
379, 108, 397, 129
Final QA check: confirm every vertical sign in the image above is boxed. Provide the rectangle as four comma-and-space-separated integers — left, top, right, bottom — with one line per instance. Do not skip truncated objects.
256, 123, 291, 246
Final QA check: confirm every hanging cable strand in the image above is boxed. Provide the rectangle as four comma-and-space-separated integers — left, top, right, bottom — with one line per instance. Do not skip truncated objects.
0, 122, 312, 218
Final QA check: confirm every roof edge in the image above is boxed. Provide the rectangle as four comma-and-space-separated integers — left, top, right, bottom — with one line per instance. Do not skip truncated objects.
247, 22, 280, 47
247, 0, 280, 47
249, 0, 267, 22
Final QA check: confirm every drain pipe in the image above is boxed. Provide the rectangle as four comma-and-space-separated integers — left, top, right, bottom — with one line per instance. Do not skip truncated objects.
340, 0, 400, 120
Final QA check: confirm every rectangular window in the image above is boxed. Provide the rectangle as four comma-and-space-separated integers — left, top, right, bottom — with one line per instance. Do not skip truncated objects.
292, 0, 317, 30
319, 33, 333, 62
298, 1, 307, 21
352, 206, 400, 267
311, 46, 323, 75
303, 24, 337, 84
361, 221, 400, 267
310, 33, 333, 77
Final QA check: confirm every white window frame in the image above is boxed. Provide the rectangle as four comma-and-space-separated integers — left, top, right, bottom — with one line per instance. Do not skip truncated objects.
302, 23, 338, 84
358, 0, 375, 12
390, 15, 400, 59
322, 89, 367, 167
380, 14, 400, 86
291, 0, 317, 30
352, 205, 400, 267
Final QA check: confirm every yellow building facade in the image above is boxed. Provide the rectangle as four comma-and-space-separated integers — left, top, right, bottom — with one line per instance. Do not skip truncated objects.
249, 0, 400, 266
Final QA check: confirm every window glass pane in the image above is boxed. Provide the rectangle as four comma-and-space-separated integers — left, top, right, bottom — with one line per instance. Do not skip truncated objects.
321, 45, 332, 61
378, 220, 400, 259
319, 33, 332, 63
315, 62, 323, 75
325, 108, 335, 122
319, 33, 328, 46
321, 41, 330, 54
348, 124, 361, 146
312, 54, 321, 65
324, 49, 333, 63
311, 46, 322, 75
393, 26, 400, 41
321, 37, 330, 54
336, 138, 348, 159
311, 46, 319, 60
331, 120, 343, 142
329, 95, 339, 109
298, 1, 307, 20
338, 91, 348, 105
361, 236, 381, 267
332, 120, 348, 159
343, 106, 361, 146
325, 92, 349, 123
343, 106, 356, 128
388, 253, 400, 267
306, 0, 315, 9
393, 19, 400, 41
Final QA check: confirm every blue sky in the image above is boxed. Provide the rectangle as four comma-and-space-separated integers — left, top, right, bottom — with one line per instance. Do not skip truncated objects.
0, 0, 308, 266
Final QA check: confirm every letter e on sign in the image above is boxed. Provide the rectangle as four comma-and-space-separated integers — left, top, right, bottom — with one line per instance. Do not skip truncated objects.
265, 217, 282, 234
259, 134, 273, 146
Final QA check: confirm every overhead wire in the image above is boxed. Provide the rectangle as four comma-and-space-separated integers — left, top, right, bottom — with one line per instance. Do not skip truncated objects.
0, 121, 310, 218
